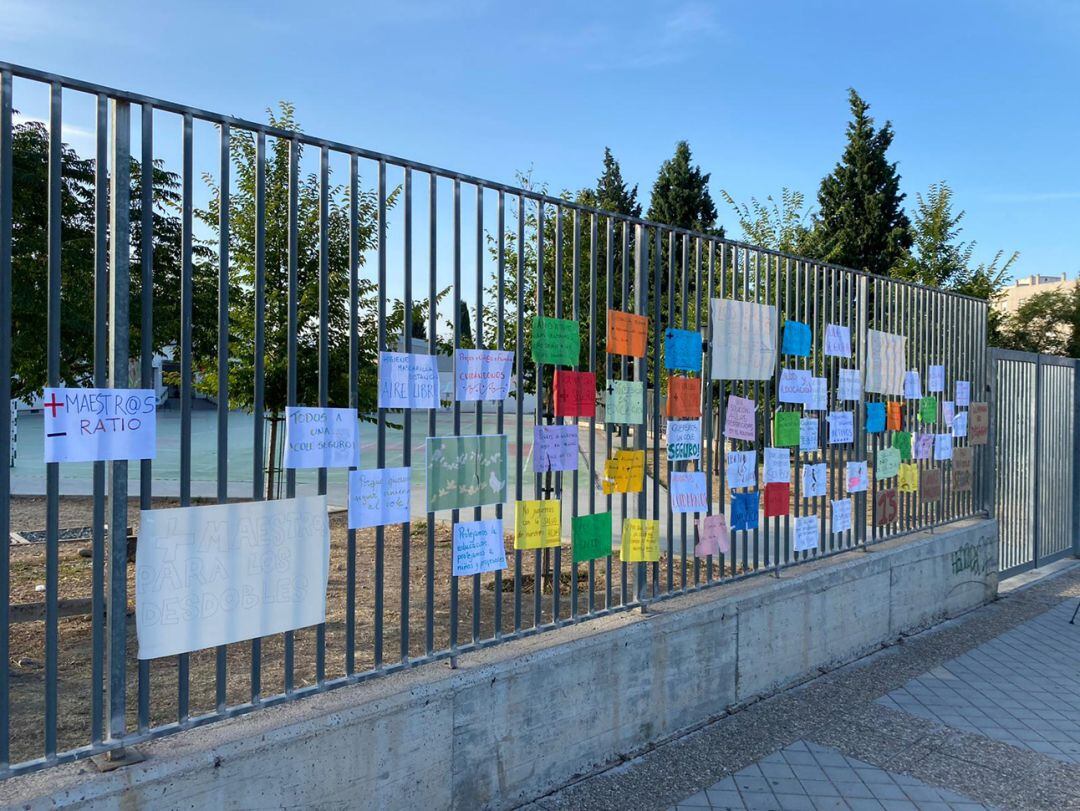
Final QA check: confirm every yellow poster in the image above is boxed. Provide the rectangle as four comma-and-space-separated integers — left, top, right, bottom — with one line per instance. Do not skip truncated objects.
621, 518, 661, 562
601, 449, 645, 495
898, 462, 919, 494
514, 499, 562, 550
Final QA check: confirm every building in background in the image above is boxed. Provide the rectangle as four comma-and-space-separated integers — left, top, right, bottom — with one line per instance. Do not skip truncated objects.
999, 273, 1078, 315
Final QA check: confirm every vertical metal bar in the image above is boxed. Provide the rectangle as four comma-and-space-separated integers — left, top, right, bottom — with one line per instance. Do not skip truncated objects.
513, 193, 524, 632
214, 121, 230, 713
651, 228, 661, 597
375, 160, 387, 664
570, 208, 581, 618
284, 137, 299, 692
605, 218, 614, 608
703, 240, 715, 583
552, 204, 562, 624
587, 212, 597, 612
315, 145, 328, 682
494, 190, 506, 634
1072, 357, 1080, 559
533, 201, 544, 625
0, 70, 12, 765
346, 153, 358, 674
402, 167, 413, 660
449, 177, 460, 647
472, 185, 483, 642
251, 131, 266, 700
634, 225, 648, 604
1033, 353, 1043, 565
666, 234, 676, 591
426, 174, 438, 652
177, 112, 193, 720
106, 97, 131, 747
137, 101, 154, 731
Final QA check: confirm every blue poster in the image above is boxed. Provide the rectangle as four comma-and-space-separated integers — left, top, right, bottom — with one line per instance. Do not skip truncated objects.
781, 320, 811, 357
866, 402, 885, 433
731, 490, 760, 532
664, 328, 702, 373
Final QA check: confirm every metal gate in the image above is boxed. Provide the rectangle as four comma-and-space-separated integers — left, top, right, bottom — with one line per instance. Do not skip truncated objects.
991, 348, 1079, 576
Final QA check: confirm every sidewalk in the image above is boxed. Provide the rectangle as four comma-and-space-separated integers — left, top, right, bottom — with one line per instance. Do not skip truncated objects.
528, 562, 1080, 811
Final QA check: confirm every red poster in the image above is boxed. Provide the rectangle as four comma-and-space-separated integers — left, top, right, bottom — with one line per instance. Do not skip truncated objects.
666, 376, 702, 418
875, 488, 898, 526
764, 482, 790, 518
553, 370, 596, 418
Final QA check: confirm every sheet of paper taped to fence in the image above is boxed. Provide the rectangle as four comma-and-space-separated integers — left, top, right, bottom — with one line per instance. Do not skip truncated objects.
135, 495, 331, 660
43, 386, 157, 463
710, 298, 777, 380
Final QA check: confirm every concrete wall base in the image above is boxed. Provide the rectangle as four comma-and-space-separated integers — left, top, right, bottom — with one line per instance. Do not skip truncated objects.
1, 518, 998, 810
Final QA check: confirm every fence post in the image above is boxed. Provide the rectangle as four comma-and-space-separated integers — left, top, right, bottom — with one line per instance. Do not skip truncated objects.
1072, 359, 1080, 559
105, 98, 130, 754
634, 223, 648, 608
1032, 354, 1043, 566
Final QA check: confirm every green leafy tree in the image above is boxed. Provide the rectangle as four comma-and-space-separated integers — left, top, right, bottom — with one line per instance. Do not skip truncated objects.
582, 147, 641, 218
646, 141, 719, 233
807, 90, 911, 275
720, 187, 812, 254
998, 287, 1078, 355
892, 182, 970, 287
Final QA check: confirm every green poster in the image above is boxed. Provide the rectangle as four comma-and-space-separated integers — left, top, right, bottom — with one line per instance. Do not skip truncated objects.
531, 316, 580, 366
919, 396, 937, 423
572, 511, 613, 563
892, 430, 912, 461
606, 379, 644, 424
774, 411, 799, 447
426, 434, 508, 512
875, 446, 901, 480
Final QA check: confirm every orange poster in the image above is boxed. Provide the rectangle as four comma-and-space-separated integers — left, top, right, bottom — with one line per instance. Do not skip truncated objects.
666, 376, 701, 418
886, 401, 903, 431
607, 309, 649, 358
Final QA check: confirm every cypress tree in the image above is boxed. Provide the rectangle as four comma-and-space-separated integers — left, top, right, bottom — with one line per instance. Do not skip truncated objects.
646, 141, 720, 234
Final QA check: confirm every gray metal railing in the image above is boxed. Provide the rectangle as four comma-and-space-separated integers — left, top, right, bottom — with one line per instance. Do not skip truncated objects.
0, 61, 991, 776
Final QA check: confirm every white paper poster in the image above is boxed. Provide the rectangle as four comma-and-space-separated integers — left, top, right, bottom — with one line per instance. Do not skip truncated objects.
455, 349, 515, 401
846, 461, 869, 493
283, 407, 361, 469
42, 387, 157, 463
135, 496, 331, 660
837, 368, 863, 402
452, 519, 507, 576
778, 368, 812, 405
763, 447, 791, 484
794, 515, 819, 552
903, 370, 922, 400
831, 499, 852, 534
378, 351, 441, 409
824, 324, 851, 358
827, 411, 854, 445
725, 450, 757, 489
806, 377, 828, 411
865, 330, 906, 396
928, 365, 945, 393
934, 433, 953, 461
799, 418, 819, 452
667, 419, 702, 462
670, 471, 708, 514
803, 463, 827, 497
710, 298, 777, 381
348, 467, 410, 529
943, 400, 955, 425
956, 380, 971, 407
952, 411, 968, 438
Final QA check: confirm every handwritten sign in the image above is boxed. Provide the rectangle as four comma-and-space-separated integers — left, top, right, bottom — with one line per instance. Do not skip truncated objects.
782, 320, 812, 356
806, 377, 828, 411
903, 370, 922, 400
378, 352, 440, 409
453, 519, 507, 576
42, 386, 157, 463
779, 368, 812, 404
283, 406, 360, 469
866, 330, 906, 395
572, 512, 612, 563
667, 376, 701, 418
886, 401, 902, 431
671, 471, 708, 514
892, 430, 912, 461
696, 514, 729, 557
136, 496, 330, 660
764, 447, 791, 483
731, 491, 759, 531
934, 433, 953, 461
667, 420, 701, 462
774, 411, 800, 447
765, 482, 790, 517
919, 396, 937, 424
953, 446, 974, 492
348, 467, 410, 529
664, 328, 702, 372
621, 518, 660, 562
455, 349, 515, 401
607, 379, 644, 424
928, 365, 945, 393
846, 461, 869, 493
956, 380, 971, 407
952, 411, 968, 438
803, 462, 827, 497
866, 402, 885, 433
827, 411, 854, 445
426, 434, 508, 512
876, 447, 901, 480
969, 403, 988, 445
920, 467, 942, 503
514, 500, 561, 550
825, 324, 851, 358
724, 395, 756, 441
832, 499, 852, 534
875, 488, 898, 526
838, 368, 862, 402
533, 424, 578, 473
601, 449, 645, 494
914, 432, 933, 460
710, 298, 777, 380
726, 450, 757, 489
800, 418, 819, 452
607, 309, 648, 357
554, 370, 596, 418
792, 515, 818, 553
898, 462, 919, 493
532, 316, 580, 365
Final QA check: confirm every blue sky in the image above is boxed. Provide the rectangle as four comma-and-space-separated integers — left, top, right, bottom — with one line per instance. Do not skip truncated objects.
2, 0, 1078, 283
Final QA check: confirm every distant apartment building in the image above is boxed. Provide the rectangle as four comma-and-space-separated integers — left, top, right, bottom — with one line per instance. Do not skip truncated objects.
999, 273, 1077, 315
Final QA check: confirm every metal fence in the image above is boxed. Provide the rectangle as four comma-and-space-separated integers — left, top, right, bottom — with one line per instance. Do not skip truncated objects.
991, 348, 1078, 577
0, 61, 991, 776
